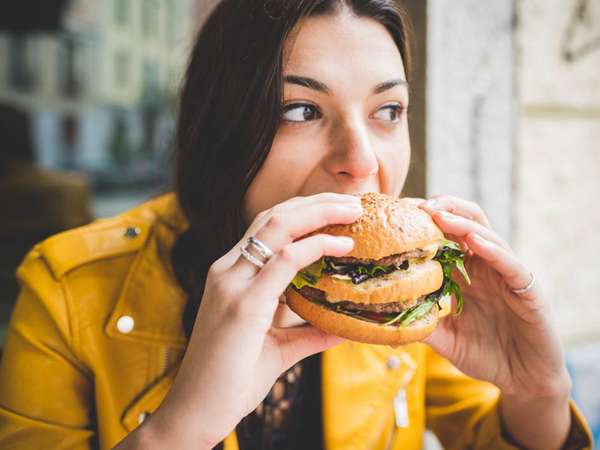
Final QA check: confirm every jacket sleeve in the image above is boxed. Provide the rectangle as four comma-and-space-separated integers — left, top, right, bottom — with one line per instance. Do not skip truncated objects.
0, 248, 96, 450
425, 346, 593, 450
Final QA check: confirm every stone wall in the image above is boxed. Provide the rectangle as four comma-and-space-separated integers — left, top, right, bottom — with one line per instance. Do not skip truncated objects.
426, 0, 515, 243
515, 0, 600, 345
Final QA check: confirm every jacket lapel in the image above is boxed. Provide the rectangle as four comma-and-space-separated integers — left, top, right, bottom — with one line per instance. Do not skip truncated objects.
105, 195, 189, 348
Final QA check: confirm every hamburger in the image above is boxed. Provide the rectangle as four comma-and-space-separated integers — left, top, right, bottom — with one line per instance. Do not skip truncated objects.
285, 193, 470, 347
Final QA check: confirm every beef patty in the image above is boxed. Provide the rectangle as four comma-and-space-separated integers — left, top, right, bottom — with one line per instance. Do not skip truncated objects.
297, 286, 424, 314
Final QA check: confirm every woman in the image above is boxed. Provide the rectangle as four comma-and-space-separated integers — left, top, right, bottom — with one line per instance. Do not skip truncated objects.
0, 0, 593, 449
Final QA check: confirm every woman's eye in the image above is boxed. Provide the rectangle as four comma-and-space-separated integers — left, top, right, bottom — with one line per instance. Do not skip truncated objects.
373, 104, 406, 123
281, 103, 322, 123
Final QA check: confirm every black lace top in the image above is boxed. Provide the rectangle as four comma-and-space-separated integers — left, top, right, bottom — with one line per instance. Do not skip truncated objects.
234, 352, 323, 450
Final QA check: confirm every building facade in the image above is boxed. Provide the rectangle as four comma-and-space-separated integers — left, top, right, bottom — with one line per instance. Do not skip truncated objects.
0, 0, 193, 184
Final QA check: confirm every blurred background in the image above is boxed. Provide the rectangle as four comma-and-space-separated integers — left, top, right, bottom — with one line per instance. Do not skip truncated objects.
0, 0, 598, 447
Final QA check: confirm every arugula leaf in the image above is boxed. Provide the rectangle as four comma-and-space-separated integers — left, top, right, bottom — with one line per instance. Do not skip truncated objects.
380, 298, 439, 328
290, 258, 327, 289
381, 308, 411, 327
434, 239, 471, 315
398, 299, 437, 327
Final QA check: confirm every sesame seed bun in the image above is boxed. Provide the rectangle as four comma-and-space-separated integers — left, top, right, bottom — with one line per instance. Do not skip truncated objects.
287, 193, 447, 346
303, 193, 444, 260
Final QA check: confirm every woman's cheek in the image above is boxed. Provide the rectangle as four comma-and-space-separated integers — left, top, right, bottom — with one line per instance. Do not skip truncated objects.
243, 129, 322, 217
369, 128, 409, 196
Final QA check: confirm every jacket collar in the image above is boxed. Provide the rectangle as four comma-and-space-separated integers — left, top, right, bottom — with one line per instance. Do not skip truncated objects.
105, 194, 189, 348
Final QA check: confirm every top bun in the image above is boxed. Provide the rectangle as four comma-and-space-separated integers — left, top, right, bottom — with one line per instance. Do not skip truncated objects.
306, 193, 444, 260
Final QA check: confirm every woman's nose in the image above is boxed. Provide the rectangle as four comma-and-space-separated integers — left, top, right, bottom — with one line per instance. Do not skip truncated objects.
325, 118, 379, 181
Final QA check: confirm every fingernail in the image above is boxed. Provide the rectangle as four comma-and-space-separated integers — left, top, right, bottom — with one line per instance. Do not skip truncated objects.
421, 199, 436, 209
345, 203, 363, 212
338, 237, 354, 245
437, 210, 455, 220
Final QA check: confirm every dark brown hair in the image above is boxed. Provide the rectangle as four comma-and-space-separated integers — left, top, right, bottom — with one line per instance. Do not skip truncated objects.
172, 0, 413, 340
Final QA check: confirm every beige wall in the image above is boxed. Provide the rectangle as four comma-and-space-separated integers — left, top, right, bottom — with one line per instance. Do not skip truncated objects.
515, 0, 600, 344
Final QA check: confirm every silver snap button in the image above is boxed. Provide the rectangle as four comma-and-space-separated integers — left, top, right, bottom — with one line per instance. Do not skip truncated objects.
387, 355, 401, 370
138, 411, 150, 424
116, 315, 135, 334
124, 227, 141, 238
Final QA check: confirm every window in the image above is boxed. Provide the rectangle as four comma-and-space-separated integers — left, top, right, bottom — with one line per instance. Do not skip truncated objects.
114, 51, 129, 87
142, 0, 159, 38
59, 37, 82, 97
115, 0, 130, 26
8, 35, 36, 91
142, 59, 160, 100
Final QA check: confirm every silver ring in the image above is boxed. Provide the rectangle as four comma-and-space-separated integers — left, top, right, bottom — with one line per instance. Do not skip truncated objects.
247, 237, 274, 260
510, 273, 536, 294
240, 246, 265, 269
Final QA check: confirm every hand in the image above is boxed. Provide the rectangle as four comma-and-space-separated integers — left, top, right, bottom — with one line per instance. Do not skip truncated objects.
404, 195, 571, 400
144, 193, 362, 448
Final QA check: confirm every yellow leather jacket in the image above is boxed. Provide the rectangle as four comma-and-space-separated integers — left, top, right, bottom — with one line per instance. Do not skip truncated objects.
0, 194, 593, 450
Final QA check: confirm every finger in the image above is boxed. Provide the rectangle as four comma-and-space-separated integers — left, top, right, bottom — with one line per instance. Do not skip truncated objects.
443, 233, 470, 254
221, 194, 361, 268
466, 232, 541, 301
432, 210, 513, 254
250, 193, 361, 228
401, 197, 426, 206
420, 194, 492, 229
270, 325, 346, 372
231, 201, 362, 278
401, 197, 469, 251
243, 234, 354, 311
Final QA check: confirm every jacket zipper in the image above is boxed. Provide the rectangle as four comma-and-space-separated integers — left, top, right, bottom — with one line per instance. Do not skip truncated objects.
384, 362, 417, 450
161, 347, 170, 377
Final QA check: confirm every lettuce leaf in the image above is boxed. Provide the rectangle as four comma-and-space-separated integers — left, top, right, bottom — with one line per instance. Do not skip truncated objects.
434, 239, 471, 315
290, 257, 327, 289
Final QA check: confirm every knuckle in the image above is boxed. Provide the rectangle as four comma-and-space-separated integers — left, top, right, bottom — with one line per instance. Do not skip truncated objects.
435, 194, 457, 213
207, 260, 222, 278
277, 244, 296, 264
255, 209, 270, 222
467, 199, 481, 211
270, 203, 285, 215
468, 200, 485, 217
210, 276, 231, 300
266, 211, 286, 230
505, 269, 522, 284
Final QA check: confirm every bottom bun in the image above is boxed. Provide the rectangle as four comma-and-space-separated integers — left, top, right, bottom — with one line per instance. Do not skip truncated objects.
286, 288, 439, 347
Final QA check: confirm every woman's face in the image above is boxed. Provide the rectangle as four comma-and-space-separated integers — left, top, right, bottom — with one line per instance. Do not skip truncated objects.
244, 12, 410, 222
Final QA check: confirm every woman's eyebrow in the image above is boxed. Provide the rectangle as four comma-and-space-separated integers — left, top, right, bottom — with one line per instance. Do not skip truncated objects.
284, 76, 331, 94
283, 75, 407, 95
372, 78, 407, 94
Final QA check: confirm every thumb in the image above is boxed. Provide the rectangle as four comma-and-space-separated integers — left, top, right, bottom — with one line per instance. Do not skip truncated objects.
421, 319, 453, 358
271, 325, 346, 371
